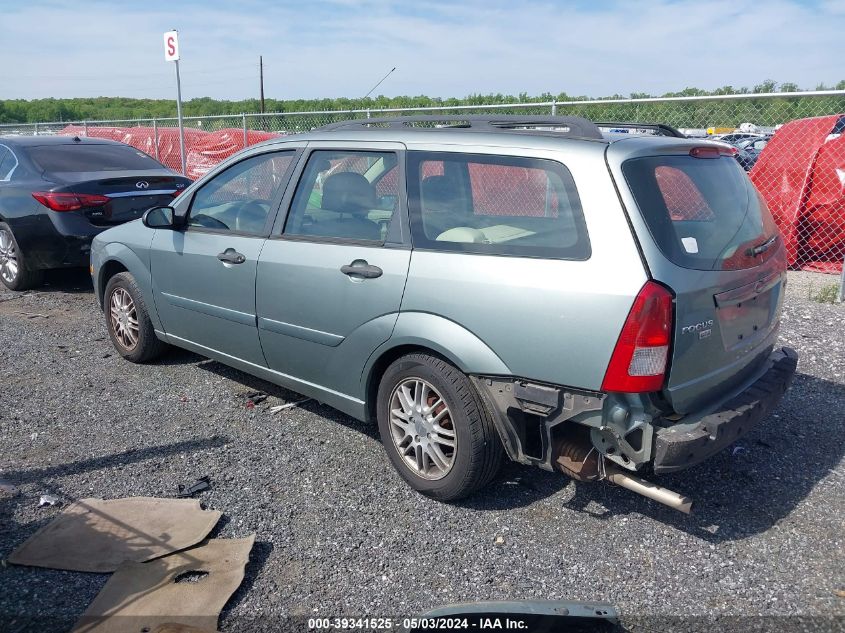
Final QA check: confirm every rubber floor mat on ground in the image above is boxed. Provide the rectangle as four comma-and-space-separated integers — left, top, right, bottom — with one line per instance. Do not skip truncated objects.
72, 536, 255, 633
8, 497, 222, 572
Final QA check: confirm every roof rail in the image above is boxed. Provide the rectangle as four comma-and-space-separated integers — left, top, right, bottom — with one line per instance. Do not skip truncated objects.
317, 115, 604, 139
594, 122, 686, 138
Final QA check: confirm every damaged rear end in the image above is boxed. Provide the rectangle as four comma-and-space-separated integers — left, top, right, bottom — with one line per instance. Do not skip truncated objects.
605, 137, 798, 477
474, 137, 798, 513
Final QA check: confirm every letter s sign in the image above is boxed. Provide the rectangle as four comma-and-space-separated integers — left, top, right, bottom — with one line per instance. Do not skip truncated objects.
163, 30, 180, 62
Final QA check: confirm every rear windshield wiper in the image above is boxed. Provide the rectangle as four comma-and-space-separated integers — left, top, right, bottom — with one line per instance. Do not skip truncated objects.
745, 235, 778, 257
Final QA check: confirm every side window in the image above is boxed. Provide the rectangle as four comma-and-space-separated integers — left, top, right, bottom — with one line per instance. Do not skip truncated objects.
407, 151, 590, 259
283, 150, 398, 242
187, 151, 294, 234
0, 147, 16, 181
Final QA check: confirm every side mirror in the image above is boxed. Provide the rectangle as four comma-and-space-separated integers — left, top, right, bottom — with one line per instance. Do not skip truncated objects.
142, 206, 177, 229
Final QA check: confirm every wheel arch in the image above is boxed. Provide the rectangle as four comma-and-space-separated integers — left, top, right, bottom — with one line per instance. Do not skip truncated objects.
98, 260, 129, 304
362, 312, 511, 423
364, 344, 454, 423
93, 243, 161, 330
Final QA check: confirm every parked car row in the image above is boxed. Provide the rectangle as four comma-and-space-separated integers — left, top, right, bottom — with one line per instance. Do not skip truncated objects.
704, 131, 772, 171
0, 136, 190, 290
1, 117, 797, 511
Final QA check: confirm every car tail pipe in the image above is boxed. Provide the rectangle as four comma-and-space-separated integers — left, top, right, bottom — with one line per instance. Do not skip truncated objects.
552, 433, 693, 514
601, 463, 693, 514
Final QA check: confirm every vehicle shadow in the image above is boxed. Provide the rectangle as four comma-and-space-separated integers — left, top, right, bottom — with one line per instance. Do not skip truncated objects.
462, 372, 845, 542
39, 268, 94, 293
0, 436, 233, 633
0, 437, 230, 553
219, 540, 275, 624
154, 350, 845, 543
194, 359, 380, 440
0, 436, 229, 487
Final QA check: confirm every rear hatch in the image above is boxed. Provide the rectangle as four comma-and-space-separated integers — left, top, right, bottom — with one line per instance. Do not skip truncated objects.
619, 145, 786, 414
29, 142, 189, 225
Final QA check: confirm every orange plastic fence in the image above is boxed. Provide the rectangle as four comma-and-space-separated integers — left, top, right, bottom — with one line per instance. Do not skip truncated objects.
750, 115, 845, 272
60, 125, 281, 180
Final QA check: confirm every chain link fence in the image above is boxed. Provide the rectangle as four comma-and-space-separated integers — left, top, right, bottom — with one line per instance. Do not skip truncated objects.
2, 91, 844, 274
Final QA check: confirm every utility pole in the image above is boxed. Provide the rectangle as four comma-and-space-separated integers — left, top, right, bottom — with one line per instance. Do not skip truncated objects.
259, 55, 265, 114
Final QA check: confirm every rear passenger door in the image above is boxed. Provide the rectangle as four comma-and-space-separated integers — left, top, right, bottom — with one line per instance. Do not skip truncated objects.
256, 144, 411, 402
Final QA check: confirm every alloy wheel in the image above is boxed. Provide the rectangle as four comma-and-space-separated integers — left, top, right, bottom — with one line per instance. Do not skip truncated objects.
388, 378, 457, 480
0, 229, 19, 284
109, 287, 140, 350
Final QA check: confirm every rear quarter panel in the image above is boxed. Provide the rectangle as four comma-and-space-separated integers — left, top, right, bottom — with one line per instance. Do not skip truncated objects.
398, 141, 648, 391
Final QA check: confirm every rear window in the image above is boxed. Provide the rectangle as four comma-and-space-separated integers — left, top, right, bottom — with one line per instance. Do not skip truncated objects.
407, 151, 590, 260
27, 144, 163, 173
622, 155, 780, 270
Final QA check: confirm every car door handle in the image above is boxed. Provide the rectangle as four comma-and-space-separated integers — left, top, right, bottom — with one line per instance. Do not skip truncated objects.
341, 262, 383, 279
217, 248, 246, 265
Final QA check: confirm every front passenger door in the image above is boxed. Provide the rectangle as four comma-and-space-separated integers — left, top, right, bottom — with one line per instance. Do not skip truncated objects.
150, 150, 298, 366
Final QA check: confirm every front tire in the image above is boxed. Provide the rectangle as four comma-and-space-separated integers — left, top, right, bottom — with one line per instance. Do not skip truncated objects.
377, 353, 503, 501
104, 272, 168, 363
0, 222, 44, 291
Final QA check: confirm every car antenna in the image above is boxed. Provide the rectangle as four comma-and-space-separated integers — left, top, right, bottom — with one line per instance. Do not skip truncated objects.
363, 67, 396, 99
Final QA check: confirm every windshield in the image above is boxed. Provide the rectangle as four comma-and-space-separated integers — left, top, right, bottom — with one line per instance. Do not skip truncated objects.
27, 144, 163, 172
622, 154, 780, 270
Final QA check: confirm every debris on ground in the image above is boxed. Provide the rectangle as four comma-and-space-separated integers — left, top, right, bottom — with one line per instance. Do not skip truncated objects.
732, 446, 748, 456
9, 497, 222, 572
835, 589, 845, 599
177, 476, 211, 498
269, 397, 311, 413
72, 536, 255, 633
494, 535, 506, 546
38, 494, 59, 507
243, 391, 268, 406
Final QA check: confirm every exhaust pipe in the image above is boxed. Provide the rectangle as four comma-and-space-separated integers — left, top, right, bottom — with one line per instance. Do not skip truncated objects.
552, 433, 693, 514
603, 462, 693, 514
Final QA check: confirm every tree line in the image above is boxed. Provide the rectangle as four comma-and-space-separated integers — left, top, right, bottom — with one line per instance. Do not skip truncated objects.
2, 80, 844, 126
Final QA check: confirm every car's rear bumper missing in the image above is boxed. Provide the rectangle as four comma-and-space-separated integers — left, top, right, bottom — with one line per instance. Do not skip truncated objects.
652, 346, 798, 473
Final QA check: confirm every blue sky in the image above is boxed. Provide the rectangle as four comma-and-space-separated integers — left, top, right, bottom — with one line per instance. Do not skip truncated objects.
2, 0, 844, 100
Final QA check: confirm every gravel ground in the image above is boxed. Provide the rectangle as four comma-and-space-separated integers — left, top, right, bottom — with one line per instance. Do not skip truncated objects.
1, 269, 843, 632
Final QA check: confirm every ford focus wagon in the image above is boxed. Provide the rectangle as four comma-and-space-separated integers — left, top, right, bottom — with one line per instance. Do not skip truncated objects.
90, 116, 797, 512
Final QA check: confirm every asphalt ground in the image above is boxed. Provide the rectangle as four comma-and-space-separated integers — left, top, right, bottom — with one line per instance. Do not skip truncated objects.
1, 269, 843, 632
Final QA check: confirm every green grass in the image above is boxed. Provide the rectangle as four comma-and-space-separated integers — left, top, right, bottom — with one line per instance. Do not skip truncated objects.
808, 282, 841, 304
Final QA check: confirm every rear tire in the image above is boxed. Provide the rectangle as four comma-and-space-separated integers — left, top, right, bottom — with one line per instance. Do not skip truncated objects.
0, 222, 44, 291
104, 272, 168, 363
376, 353, 503, 501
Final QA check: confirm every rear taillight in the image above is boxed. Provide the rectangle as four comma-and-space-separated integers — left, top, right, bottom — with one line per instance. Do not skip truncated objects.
601, 281, 674, 393
32, 192, 110, 212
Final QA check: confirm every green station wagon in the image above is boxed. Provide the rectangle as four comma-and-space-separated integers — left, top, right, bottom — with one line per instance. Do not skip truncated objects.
91, 116, 797, 512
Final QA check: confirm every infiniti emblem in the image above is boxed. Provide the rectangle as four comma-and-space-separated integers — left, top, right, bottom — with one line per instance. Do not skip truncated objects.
135, 181, 149, 189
